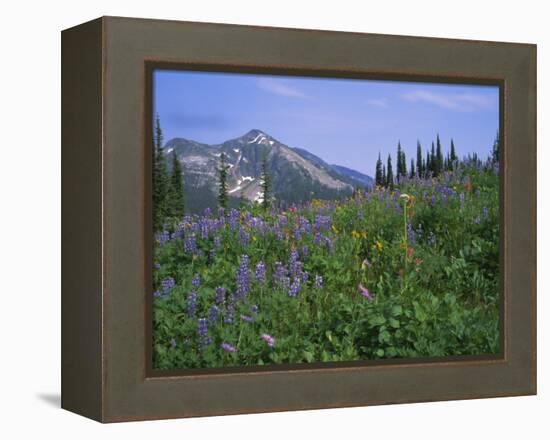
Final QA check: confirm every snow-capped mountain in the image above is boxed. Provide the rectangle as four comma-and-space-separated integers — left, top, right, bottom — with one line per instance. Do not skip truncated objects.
163, 129, 373, 213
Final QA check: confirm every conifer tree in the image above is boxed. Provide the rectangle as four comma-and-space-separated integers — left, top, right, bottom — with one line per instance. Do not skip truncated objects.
450, 138, 457, 168
153, 114, 169, 231
396, 141, 403, 180
168, 152, 184, 219
217, 152, 229, 210
436, 134, 443, 176
375, 153, 383, 186
410, 159, 415, 179
386, 154, 394, 189
416, 141, 423, 178
382, 165, 386, 188
260, 154, 271, 211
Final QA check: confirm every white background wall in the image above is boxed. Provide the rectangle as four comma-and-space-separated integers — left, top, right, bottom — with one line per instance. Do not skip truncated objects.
0, 0, 546, 437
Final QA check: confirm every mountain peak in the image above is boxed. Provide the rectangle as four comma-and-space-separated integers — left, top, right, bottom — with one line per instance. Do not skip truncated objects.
239, 129, 276, 146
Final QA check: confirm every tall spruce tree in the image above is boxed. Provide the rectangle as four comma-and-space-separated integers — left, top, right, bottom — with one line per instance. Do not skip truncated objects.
396, 142, 403, 180
168, 152, 184, 219
153, 114, 169, 231
435, 134, 443, 176
217, 152, 229, 210
416, 141, 423, 178
382, 165, 386, 188
410, 159, 415, 179
386, 154, 394, 189
260, 154, 271, 211
375, 153, 383, 186
450, 138, 457, 168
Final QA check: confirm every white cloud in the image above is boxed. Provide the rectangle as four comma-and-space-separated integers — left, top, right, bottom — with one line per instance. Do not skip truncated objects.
402, 89, 495, 112
367, 98, 389, 108
256, 77, 308, 99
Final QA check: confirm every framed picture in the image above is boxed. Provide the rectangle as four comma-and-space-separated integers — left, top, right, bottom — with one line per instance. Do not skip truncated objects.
62, 16, 536, 422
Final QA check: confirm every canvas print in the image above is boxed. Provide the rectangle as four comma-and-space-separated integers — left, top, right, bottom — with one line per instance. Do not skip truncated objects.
151, 69, 500, 370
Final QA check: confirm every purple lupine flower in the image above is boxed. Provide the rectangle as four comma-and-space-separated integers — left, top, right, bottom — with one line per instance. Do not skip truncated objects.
161, 277, 176, 296
197, 318, 211, 349
220, 342, 236, 353
358, 283, 372, 301
154, 263, 161, 270
289, 249, 300, 277
261, 333, 275, 347
251, 304, 259, 313
281, 276, 291, 290
240, 314, 254, 323
153, 290, 162, 298
208, 305, 219, 324
255, 262, 266, 283
459, 192, 465, 205
155, 230, 170, 246
170, 338, 177, 348
473, 216, 481, 225
215, 287, 225, 305
198, 217, 209, 239
239, 226, 250, 246
203, 207, 212, 217
482, 206, 489, 219
407, 222, 417, 244
301, 245, 309, 260
288, 277, 301, 297
430, 195, 436, 205
314, 215, 330, 231
187, 290, 197, 317
301, 271, 309, 283
235, 255, 250, 299
273, 261, 286, 284
228, 209, 239, 230
213, 235, 221, 248
218, 207, 225, 218
314, 274, 323, 289
191, 274, 201, 288
183, 234, 197, 254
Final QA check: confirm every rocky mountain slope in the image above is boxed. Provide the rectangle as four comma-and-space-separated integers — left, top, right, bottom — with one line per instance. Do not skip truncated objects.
163, 129, 373, 213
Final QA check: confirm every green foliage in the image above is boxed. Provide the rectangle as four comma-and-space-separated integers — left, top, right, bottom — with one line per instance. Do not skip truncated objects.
153, 114, 169, 231
218, 152, 229, 210
166, 153, 184, 220
375, 153, 383, 187
152, 162, 500, 369
153, 114, 186, 231
261, 154, 271, 212
386, 154, 394, 189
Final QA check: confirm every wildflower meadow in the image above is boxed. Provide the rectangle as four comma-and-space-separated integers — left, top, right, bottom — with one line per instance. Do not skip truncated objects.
152, 159, 500, 370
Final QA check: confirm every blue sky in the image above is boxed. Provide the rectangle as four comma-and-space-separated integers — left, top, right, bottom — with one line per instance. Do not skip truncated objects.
153, 69, 499, 176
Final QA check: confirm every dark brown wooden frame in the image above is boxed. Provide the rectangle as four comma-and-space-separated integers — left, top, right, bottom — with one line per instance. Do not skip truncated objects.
62, 16, 536, 423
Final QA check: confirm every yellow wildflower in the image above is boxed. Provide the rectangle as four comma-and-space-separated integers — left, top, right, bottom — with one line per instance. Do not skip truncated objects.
375, 240, 383, 251
332, 225, 339, 234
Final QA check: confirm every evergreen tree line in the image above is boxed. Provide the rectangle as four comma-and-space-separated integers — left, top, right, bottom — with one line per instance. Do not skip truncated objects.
153, 115, 185, 231
374, 132, 500, 189
217, 151, 272, 213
